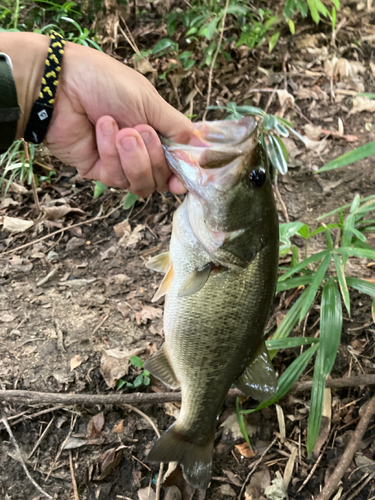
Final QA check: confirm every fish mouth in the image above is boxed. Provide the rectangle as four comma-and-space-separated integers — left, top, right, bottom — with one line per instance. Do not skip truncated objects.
161, 117, 258, 192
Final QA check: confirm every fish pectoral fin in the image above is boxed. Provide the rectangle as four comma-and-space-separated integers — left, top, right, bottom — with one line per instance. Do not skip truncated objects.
178, 262, 212, 298
143, 344, 180, 390
146, 252, 170, 273
152, 265, 173, 302
236, 342, 278, 401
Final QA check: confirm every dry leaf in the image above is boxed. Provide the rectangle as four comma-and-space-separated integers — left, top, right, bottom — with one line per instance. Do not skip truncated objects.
87, 412, 105, 439
222, 469, 242, 487
117, 302, 132, 317
370, 61, 375, 76
302, 136, 328, 154
8, 182, 28, 194
264, 472, 287, 500
235, 442, 256, 458
100, 347, 144, 388
245, 467, 271, 500
313, 388, 332, 457
119, 224, 145, 248
276, 89, 294, 108
219, 484, 236, 497
275, 405, 286, 443
63, 437, 88, 450
113, 219, 131, 238
2, 216, 34, 233
221, 414, 259, 443
304, 124, 323, 140
95, 447, 124, 480
283, 446, 297, 488
70, 354, 88, 371
0, 313, 15, 322
0, 198, 18, 209
349, 96, 375, 115
138, 487, 157, 500
136, 305, 163, 325
324, 57, 366, 79
133, 56, 156, 75
42, 204, 85, 220
112, 420, 125, 433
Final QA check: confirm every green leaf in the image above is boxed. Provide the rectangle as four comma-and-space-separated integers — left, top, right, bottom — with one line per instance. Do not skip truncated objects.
133, 374, 144, 387
129, 356, 143, 368
235, 106, 265, 117
205, 17, 218, 40
116, 379, 127, 390
331, 6, 336, 30
332, 0, 340, 9
267, 133, 288, 174
276, 275, 314, 292
316, 195, 375, 220
333, 254, 350, 316
263, 114, 278, 130
286, 126, 306, 144
315, 0, 329, 17
236, 397, 251, 447
274, 135, 289, 165
283, 0, 297, 19
279, 250, 330, 281
244, 343, 319, 413
307, 279, 342, 453
152, 38, 178, 54
266, 337, 319, 350
276, 117, 293, 128
346, 277, 375, 298
324, 227, 334, 251
335, 246, 375, 260
274, 122, 290, 138
269, 32, 280, 53
357, 93, 375, 99
279, 221, 307, 244
317, 142, 375, 173
123, 192, 138, 210
307, 0, 320, 23
93, 181, 107, 198
288, 19, 295, 34
299, 252, 332, 321
350, 193, 361, 214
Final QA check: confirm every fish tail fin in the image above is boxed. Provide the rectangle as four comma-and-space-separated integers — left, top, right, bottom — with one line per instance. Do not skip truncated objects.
147, 424, 214, 490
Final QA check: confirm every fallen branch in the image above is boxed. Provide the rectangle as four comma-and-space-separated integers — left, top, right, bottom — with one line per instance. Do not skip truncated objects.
1, 375, 375, 407
315, 393, 375, 500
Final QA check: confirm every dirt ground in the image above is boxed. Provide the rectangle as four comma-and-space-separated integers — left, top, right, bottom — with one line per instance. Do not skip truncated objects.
1, 7, 375, 500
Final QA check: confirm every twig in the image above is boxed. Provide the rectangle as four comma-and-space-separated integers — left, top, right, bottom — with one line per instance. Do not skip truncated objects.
46, 414, 78, 481
28, 416, 55, 459
274, 180, 289, 223
2, 203, 123, 255
36, 265, 61, 287
2, 375, 375, 406
69, 450, 80, 500
346, 470, 375, 500
122, 403, 163, 500
1, 416, 53, 499
315, 394, 375, 500
238, 437, 277, 499
202, 0, 230, 121
92, 313, 110, 336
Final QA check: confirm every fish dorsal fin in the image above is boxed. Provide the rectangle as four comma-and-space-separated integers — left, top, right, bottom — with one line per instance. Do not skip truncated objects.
143, 344, 180, 390
178, 262, 212, 298
236, 342, 278, 401
152, 265, 173, 302
146, 252, 170, 273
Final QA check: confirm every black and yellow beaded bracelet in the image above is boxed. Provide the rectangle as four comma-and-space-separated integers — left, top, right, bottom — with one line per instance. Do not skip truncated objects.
24, 30, 65, 144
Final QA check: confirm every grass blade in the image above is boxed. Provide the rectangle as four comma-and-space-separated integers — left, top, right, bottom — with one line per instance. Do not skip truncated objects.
316, 195, 375, 220
307, 279, 342, 453
316, 142, 375, 173
346, 277, 375, 297
267, 133, 288, 174
277, 275, 314, 292
335, 246, 375, 260
243, 343, 319, 414
299, 252, 332, 321
279, 250, 330, 282
266, 337, 318, 350
236, 397, 252, 447
333, 254, 350, 316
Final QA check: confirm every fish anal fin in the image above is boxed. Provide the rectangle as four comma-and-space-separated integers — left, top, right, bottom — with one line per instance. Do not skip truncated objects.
146, 252, 170, 273
178, 262, 212, 298
143, 344, 180, 390
152, 265, 173, 302
236, 342, 278, 401
147, 423, 214, 490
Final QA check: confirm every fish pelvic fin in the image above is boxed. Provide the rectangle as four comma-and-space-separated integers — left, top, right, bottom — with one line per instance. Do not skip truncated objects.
147, 424, 214, 490
178, 262, 212, 298
235, 341, 278, 401
152, 265, 173, 302
146, 252, 170, 273
143, 344, 180, 390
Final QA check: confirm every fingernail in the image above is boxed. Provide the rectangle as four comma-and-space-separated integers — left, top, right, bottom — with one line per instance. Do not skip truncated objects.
101, 120, 114, 136
140, 131, 152, 145
121, 137, 137, 151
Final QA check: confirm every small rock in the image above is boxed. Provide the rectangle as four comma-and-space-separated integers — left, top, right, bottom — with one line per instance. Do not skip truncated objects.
164, 486, 182, 500
66, 237, 85, 252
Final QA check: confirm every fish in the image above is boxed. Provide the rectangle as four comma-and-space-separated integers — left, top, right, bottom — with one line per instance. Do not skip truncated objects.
144, 116, 279, 490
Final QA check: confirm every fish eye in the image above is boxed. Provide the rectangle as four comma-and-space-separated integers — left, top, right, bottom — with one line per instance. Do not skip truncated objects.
248, 168, 266, 188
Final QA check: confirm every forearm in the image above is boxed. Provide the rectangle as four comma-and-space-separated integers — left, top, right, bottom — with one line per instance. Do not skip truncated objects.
0, 31, 49, 138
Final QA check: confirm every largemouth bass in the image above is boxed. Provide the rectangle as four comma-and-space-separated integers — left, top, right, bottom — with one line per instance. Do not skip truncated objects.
144, 117, 279, 489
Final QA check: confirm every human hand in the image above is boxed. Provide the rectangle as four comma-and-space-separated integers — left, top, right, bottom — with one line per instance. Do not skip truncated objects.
3, 32, 192, 196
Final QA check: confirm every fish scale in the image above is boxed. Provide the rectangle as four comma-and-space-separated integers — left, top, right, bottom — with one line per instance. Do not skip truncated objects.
144, 117, 279, 489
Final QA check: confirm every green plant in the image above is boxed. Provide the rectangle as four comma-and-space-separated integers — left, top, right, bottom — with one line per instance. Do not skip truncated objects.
0, 140, 36, 196
116, 356, 150, 390
207, 102, 305, 175
283, 0, 340, 33
237, 194, 375, 453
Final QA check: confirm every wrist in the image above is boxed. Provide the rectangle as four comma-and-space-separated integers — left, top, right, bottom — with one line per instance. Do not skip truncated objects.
0, 32, 50, 138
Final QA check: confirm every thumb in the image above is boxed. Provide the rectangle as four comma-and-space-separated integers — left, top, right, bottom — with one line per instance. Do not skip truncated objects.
145, 91, 193, 145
